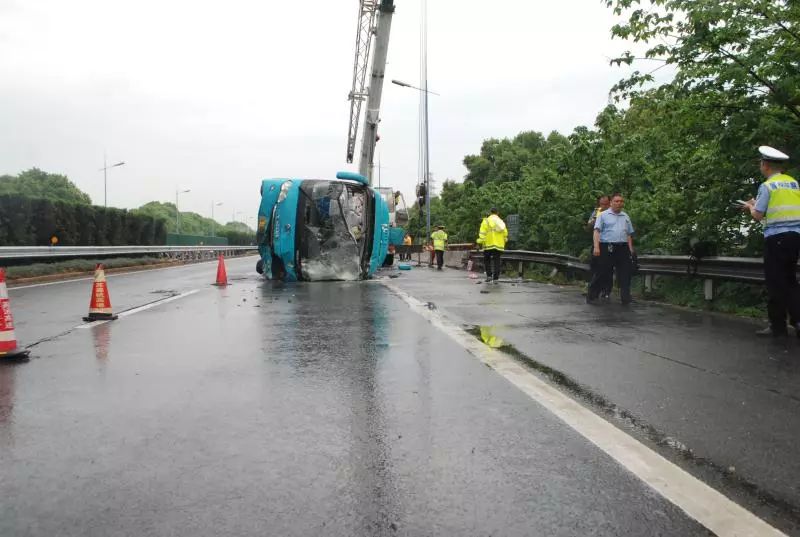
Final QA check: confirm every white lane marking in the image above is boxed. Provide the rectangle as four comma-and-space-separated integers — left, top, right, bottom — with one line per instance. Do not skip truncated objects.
10, 276, 95, 290
77, 289, 200, 329
383, 282, 787, 537
9, 256, 257, 291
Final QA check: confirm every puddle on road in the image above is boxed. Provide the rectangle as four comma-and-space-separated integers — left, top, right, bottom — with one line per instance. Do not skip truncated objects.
466, 324, 800, 527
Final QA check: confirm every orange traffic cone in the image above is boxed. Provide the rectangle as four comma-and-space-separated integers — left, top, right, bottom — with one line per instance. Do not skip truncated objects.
214, 255, 228, 286
83, 264, 118, 322
0, 268, 30, 360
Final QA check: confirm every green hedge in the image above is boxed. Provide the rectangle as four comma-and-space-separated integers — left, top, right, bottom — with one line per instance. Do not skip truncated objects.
0, 194, 167, 246
217, 229, 255, 246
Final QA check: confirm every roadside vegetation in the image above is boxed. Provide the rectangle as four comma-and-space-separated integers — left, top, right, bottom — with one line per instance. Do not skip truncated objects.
407, 1, 798, 318
0, 169, 254, 246
407, 1, 799, 259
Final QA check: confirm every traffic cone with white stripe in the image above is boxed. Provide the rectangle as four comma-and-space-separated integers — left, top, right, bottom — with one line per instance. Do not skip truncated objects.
83, 264, 118, 322
0, 268, 30, 360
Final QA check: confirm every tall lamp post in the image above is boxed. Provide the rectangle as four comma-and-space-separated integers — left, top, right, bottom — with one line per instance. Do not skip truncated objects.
211, 201, 223, 236
391, 79, 438, 241
175, 188, 190, 234
100, 155, 125, 208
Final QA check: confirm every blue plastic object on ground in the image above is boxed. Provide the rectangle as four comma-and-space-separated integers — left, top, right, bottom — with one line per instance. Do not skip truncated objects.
398, 264, 412, 271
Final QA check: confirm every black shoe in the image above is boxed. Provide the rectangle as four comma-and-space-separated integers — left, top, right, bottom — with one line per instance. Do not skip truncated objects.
586, 296, 597, 305
484, 276, 492, 282
756, 327, 788, 337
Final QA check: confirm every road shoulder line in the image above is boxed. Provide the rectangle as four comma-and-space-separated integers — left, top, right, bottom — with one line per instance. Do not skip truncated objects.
383, 281, 787, 537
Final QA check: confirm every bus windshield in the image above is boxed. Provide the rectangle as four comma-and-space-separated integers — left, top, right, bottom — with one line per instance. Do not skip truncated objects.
297, 180, 370, 280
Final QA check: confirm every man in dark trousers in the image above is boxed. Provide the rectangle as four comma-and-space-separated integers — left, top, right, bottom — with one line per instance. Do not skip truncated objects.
588, 193, 635, 304
743, 146, 800, 337
586, 195, 612, 299
430, 225, 448, 270
476, 208, 508, 283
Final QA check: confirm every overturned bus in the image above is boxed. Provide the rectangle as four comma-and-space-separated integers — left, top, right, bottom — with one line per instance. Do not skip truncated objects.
255, 171, 405, 281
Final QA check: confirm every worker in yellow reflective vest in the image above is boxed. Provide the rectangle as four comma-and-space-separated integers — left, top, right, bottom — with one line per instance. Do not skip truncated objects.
402, 233, 412, 261
430, 225, 448, 270
476, 207, 508, 283
743, 146, 800, 337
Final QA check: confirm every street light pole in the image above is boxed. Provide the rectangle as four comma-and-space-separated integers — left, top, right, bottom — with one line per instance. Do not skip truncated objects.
211, 201, 223, 237
99, 154, 125, 208
390, 78, 438, 242
175, 188, 190, 234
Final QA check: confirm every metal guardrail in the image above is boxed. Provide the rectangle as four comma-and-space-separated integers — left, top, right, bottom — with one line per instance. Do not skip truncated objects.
467, 249, 768, 284
0, 245, 257, 262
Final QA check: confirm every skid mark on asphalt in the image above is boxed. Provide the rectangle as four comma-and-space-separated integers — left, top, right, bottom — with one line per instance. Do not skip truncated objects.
383, 281, 789, 537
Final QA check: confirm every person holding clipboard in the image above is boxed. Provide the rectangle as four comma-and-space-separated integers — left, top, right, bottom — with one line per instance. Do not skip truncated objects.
742, 146, 800, 337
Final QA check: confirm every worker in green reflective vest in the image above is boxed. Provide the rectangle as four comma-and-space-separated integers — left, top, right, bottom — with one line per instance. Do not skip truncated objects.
430, 225, 448, 270
477, 208, 508, 283
743, 146, 800, 337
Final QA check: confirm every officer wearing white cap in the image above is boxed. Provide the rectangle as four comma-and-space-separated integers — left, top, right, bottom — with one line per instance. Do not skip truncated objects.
742, 146, 800, 337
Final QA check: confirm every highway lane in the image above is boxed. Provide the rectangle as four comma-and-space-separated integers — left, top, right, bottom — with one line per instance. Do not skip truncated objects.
7, 256, 260, 347
391, 266, 800, 534
0, 261, 715, 536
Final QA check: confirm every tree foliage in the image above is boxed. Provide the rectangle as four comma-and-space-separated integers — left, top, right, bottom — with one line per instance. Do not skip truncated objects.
418, 2, 800, 258
0, 168, 92, 205
132, 202, 254, 239
606, 0, 800, 122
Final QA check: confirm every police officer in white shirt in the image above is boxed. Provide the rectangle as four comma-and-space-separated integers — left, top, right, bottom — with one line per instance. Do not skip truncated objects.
588, 193, 635, 305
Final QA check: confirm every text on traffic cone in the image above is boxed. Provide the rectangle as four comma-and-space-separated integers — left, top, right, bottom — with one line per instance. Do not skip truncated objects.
83, 264, 118, 322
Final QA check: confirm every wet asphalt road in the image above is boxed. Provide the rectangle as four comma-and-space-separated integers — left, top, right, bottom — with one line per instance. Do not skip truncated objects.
0, 258, 713, 536
392, 265, 800, 535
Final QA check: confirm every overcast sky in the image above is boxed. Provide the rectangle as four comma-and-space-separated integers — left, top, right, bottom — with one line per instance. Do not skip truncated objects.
0, 0, 645, 225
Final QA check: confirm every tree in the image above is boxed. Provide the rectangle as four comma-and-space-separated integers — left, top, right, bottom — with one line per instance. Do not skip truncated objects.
0, 168, 91, 204
607, 0, 800, 123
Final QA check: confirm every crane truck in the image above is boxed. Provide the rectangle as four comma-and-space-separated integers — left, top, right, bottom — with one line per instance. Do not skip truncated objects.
255, 0, 405, 281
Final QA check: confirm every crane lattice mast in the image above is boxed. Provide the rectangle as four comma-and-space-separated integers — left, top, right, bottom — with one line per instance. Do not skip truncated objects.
345, 0, 395, 185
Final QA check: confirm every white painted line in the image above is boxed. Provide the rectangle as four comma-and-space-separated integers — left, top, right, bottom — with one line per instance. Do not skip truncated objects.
10, 276, 95, 290
383, 282, 787, 537
77, 289, 201, 329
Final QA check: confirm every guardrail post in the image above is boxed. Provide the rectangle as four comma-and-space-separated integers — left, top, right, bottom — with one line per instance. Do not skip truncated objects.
518, 261, 524, 279
704, 279, 714, 301
644, 274, 653, 293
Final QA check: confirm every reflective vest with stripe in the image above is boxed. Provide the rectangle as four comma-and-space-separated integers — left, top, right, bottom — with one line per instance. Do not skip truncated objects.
477, 215, 508, 251
431, 230, 448, 251
764, 174, 800, 228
